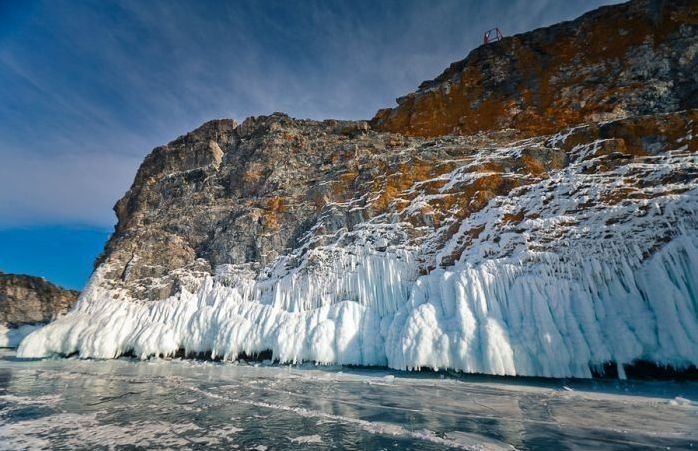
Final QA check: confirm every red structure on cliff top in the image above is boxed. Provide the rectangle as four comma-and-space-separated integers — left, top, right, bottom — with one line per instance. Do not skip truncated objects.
483, 27, 504, 44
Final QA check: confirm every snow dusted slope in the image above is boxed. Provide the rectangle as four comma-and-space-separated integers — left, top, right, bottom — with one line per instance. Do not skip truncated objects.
18, 111, 698, 378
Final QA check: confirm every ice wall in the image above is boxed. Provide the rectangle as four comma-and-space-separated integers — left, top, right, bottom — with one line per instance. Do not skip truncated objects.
17, 234, 698, 378
387, 236, 698, 377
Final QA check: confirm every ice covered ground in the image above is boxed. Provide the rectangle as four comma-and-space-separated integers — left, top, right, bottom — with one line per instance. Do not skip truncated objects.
16, 132, 698, 378
1, 349, 696, 450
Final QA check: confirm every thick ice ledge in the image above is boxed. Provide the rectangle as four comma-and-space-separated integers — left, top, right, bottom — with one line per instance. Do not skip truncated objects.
18, 236, 698, 379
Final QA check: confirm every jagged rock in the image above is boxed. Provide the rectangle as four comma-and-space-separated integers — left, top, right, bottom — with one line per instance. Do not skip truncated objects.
0, 272, 78, 326
16, 0, 698, 378
371, 0, 697, 137
95, 115, 426, 301
0, 272, 78, 347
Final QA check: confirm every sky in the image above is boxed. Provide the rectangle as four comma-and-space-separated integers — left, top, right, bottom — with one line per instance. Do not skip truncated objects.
0, 0, 621, 289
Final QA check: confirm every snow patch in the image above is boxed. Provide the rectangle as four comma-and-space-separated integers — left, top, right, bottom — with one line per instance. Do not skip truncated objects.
289, 434, 323, 444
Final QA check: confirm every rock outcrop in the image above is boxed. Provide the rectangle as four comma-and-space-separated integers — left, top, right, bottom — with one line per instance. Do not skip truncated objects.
371, 0, 697, 137
17, 0, 698, 378
0, 272, 78, 347
0, 272, 78, 326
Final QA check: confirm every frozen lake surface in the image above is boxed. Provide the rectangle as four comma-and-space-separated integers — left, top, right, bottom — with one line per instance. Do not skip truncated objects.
0, 350, 696, 450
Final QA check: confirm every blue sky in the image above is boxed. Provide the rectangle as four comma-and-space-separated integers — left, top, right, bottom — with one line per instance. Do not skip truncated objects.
0, 0, 620, 289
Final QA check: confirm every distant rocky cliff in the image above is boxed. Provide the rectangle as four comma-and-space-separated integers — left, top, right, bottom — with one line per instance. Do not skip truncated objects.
0, 273, 78, 347
0, 272, 78, 326
18, 0, 698, 378
372, 0, 697, 137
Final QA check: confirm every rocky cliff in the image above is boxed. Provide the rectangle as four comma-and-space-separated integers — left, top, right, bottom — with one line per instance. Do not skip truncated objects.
0, 272, 78, 347
0, 272, 78, 326
18, 0, 698, 378
372, 0, 697, 137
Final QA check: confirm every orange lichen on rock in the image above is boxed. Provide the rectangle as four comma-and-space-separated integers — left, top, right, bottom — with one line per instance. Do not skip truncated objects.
371, 0, 697, 138
261, 196, 286, 231
370, 159, 442, 212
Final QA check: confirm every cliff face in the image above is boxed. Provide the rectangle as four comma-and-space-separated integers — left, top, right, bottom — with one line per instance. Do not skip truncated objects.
19, 108, 698, 376
0, 272, 78, 326
0, 272, 78, 348
95, 116, 415, 301
88, 109, 696, 305
0, 272, 78, 327
17, 0, 698, 378
371, 0, 697, 137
